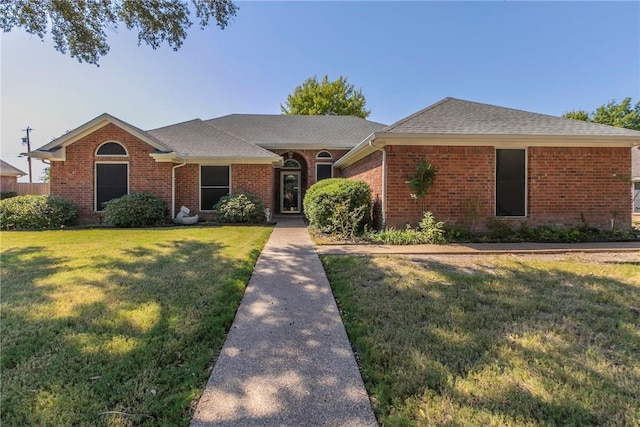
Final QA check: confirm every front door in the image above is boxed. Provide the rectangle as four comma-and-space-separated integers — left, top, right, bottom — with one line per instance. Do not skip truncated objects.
281, 171, 301, 213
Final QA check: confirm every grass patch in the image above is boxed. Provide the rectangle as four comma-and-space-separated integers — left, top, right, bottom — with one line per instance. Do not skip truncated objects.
1, 226, 271, 426
322, 254, 640, 426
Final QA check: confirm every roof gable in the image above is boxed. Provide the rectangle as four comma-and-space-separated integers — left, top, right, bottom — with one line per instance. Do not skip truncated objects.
384, 97, 640, 136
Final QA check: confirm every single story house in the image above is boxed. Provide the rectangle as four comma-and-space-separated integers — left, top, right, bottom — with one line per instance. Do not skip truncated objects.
28, 97, 640, 230
0, 159, 27, 192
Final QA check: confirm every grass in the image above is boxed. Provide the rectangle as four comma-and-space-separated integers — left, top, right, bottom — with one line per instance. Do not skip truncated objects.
322, 254, 640, 426
1, 226, 271, 426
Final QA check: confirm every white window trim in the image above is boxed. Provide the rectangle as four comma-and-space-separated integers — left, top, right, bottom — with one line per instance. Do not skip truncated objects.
316, 150, 333, 160
315, 162, 334, 182
199, 165, 231, 212
95, 161, 129, 212
95, 141, 128, 157
495, 148, 528, 218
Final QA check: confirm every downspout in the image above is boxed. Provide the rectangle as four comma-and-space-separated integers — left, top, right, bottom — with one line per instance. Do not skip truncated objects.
369, 140, 386, 228
171, 160, 187, 219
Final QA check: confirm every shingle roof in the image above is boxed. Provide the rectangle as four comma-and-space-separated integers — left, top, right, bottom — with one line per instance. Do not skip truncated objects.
205, 114, 386, 148
0, 159, 27, 176
147, 119, 281, 159
383, 97, 640, 136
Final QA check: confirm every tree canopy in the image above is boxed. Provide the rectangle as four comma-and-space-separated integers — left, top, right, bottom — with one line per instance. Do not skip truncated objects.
562, 97, 640, 130
281, 75, 371, 118
1, 0, 237, 65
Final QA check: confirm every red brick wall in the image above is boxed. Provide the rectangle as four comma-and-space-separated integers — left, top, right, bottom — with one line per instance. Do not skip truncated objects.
50, 123, 172, 222
342, 144, 632, 231
1, 176, 17, 192
384, 145, 495, 229
174, 163, 274, 221
528, 146, 631, 229
340, 150, 384, 226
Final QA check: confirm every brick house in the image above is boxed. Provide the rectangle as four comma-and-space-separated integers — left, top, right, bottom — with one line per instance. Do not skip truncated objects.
0, 159, 27, 192
28, 98, 639, 229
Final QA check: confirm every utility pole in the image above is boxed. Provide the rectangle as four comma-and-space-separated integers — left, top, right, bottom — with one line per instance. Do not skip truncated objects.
22, 127, 33, 183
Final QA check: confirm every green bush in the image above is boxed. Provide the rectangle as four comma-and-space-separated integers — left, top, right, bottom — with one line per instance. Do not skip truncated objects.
215, 193, 265, 223
0, 195, 77, 229
102, 192, 168, 227
303, 178, 372, 235
0, 191, 18, 200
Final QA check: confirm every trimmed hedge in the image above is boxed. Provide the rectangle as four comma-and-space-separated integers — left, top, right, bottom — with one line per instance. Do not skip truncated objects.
215, 193, 266, 223
303, 178, 372, 235
102, 192, 168, 227
0, 195, 77, 229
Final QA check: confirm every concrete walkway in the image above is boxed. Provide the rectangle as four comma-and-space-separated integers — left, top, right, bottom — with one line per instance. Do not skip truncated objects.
316, 241, 640, 256
191, 218, 377, 427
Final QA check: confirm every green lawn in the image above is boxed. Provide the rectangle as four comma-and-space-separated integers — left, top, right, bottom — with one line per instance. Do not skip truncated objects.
322, 254, 640, 426
1, 226, 271, 426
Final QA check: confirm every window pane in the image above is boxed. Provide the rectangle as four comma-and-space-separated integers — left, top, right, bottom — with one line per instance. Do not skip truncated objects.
201, 188, 229, 210
96, 163, 127, 210
201, 166, 229, 186
317, 151, 332, 159
97, 142, 126, 155
634, 183, 640, 213
496, 149, 526, 216
316, 164, 333, 181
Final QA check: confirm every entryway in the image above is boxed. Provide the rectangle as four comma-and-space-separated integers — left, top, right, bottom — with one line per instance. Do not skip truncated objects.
280, 171, 301, 213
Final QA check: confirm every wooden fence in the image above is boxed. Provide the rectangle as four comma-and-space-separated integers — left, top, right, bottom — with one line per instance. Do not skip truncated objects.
4, 182, 50, 195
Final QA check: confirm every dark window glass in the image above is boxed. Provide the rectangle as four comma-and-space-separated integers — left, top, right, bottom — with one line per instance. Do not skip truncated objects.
496, 149, 526, 216
97, 142, 127, 156
316, 164, 333, 181
317, 151, 332, 159
201, 166, 229, 210
634, 182, 640, 213
96, 163, 127, 210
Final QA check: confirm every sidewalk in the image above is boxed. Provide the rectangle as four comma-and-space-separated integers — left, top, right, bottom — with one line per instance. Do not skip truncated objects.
191, 217, 377, 426
316, 241, 640, 256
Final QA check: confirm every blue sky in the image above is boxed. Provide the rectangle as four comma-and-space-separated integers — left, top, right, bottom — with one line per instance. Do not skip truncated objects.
2, 1, 639, 181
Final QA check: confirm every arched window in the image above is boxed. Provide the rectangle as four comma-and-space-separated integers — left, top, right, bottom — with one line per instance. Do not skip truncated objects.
96, 141, 127, 156
283, 159, 301, 169
316, 151, 332, 160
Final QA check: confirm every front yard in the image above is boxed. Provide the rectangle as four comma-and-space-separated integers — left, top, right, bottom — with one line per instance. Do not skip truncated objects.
1, 227, 271, 426
322, 253, 640, 426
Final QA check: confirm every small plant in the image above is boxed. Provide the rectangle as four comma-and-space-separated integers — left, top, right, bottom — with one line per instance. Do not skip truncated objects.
0, 194, 77, 229
406, 159, 437, 199
215, 193, 266, 223
486, 219, 513, 240
102, 192, 168, 227
366, 212, 446, 245
461, 197, 480, 233
417, 211, 446, 244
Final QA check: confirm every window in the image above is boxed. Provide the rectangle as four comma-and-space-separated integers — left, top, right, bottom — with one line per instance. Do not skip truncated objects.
96, 142, 127, 156
96, 163, 128, 211
496, 149, 526, 216
634, 182, 640, 213
283, 159, 301, 169
201, 166, 230, 210
316, 151, 332, 159
316, 163, 333, 181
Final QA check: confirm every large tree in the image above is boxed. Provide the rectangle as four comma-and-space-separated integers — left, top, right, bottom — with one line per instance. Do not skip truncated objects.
1, 0, 237, 65
281, 75, 370, 118
562, 97, 640, 130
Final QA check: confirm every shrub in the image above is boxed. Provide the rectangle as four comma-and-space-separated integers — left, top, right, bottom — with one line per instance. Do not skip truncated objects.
102, 192, 168, 227
215, 193, 265, 223
0, 195, 77, 229
417, 211, 447, 244
303, 178, 372, 235
366, 212, 446, 245
0, 191, 18, 200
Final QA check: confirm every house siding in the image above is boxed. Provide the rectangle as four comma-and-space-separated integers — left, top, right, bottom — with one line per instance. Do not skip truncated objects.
343, 144, 632, 231
50, 123, 173, 222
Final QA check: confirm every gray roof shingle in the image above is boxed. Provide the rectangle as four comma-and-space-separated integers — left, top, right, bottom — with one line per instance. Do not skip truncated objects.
147, 119, 280, 159
384, 97, 640, 136
205, 114, 386, 148
0, 159, 27, 176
